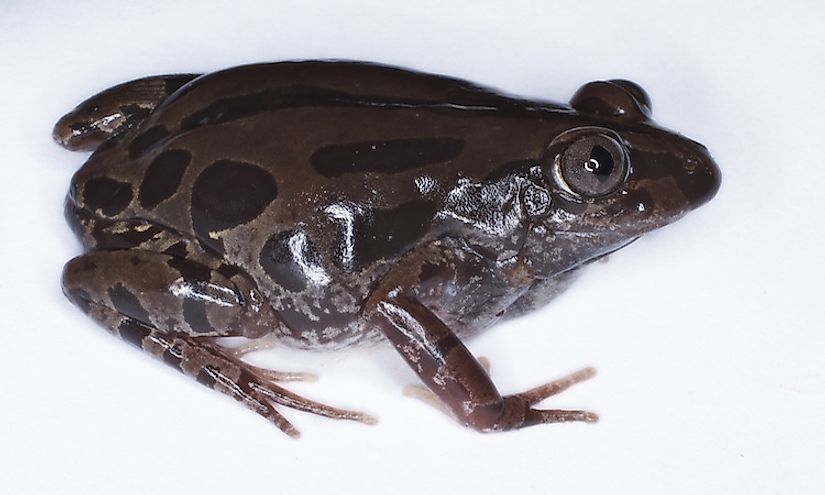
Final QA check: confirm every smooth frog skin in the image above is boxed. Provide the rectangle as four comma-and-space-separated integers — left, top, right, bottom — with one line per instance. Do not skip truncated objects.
56, 61, 720, 436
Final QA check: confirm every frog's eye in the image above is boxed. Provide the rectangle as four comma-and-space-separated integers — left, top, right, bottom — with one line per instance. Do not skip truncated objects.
549, 127, 630, 198
570, 80, 652, 121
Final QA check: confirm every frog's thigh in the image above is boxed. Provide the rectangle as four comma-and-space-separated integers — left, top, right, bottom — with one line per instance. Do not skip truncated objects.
62, 249, 273, 339
370, 296, 599, 432
62, 250, 375, 436
53, 73, 200, 151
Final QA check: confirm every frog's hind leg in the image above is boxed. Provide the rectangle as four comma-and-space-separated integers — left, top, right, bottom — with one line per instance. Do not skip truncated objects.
62, 250, 375, 437
53, 73, 200, 151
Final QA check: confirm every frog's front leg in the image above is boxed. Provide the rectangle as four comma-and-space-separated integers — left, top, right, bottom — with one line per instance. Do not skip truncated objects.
53, 73, 200, 151
367, 239, 598, 432
62, 250, 375, 437
372, 296, 597, 431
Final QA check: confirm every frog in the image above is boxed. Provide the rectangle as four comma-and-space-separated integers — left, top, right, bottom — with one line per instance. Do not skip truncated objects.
55, 61, 720, 437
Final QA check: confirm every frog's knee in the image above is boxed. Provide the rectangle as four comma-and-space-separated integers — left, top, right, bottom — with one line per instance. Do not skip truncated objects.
62, 255, 100, 294
53, 74, 199, 152
62, 260, 95, 315
54, 106, 115, 151
62, 255, 117, 316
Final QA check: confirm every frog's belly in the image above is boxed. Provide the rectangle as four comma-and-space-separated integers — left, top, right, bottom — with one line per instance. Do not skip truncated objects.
265, 278, 383, 350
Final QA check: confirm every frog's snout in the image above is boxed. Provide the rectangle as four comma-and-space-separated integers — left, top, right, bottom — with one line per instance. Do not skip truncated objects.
681, 145, 721, 209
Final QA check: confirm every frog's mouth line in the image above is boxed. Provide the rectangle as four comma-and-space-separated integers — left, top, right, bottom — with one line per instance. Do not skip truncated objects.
528, 235, 640, 281
586, 236, 640, 263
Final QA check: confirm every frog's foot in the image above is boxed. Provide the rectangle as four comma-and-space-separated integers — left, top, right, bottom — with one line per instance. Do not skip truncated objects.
506, 366, 599, 426
219, 336, 319, 382
404, 359, 598, 426
245, 364, 319, 383
478, 356, 492, 373
179, 336, 376, 437
224, 334, 278, 358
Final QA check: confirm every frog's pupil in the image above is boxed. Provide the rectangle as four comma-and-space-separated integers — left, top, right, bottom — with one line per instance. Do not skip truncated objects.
586, 145, 614, 176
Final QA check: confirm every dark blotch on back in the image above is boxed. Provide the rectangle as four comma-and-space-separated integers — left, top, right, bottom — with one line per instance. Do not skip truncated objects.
259, 229, 318, 292
183, 299, 215, 334
139, 149, 191, 208
178, 83, 547, 133
216, 263, 241, 279
190, 160, 278, 253
166, 256, 211, 282
163, 241, 189, 258
108, 284, 151, 326
310, 138, 465, 177
128, 125, 170, 159
82, 177, 133, 216
90, 219, 164, 250
337, 199, 437, 270
118, 320, 152, 348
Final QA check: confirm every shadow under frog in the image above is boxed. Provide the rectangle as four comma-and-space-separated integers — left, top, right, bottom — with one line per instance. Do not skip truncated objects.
55, 61, 720, 436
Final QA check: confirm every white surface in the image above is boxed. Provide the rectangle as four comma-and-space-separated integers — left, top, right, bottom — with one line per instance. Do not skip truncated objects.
1, 1, 823, 493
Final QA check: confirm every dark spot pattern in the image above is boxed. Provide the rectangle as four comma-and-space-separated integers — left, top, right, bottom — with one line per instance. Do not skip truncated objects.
128, 125, 170, 159
91, 220, 164, 250
310, 138, 465, 177
82, 177, 133, 216
162, 344, 184, 367
118, 320, 152, 347
178, 84, 550, 133
419, 261, 442, 283
183, 299, 215, 334
259, 229, 319, 292
108, 284, 151, 325
166, 257, 211, 282
139, 150, 191, 208
178, 86, 380, 131
216, 263, 241, 279
191, 160, 278, 253
334, 199, 438, 271
196, 366, 218, 387
163, 241, 188, 258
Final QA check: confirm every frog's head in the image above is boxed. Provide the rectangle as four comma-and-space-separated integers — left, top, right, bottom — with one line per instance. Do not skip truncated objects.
530, 79, 721, 273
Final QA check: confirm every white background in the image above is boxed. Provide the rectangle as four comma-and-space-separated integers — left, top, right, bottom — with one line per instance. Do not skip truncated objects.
1, 1, 823, 493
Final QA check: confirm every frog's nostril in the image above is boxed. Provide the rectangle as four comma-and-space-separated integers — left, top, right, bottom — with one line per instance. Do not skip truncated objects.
685, 154, 721, 208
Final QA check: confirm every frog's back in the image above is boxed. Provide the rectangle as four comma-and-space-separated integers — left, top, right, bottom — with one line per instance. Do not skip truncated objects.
89, 61, 562, 257
75, 61, 566, 347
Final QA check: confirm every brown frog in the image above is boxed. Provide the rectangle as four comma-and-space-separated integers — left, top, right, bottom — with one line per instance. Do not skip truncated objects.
55, 61, 720, 437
